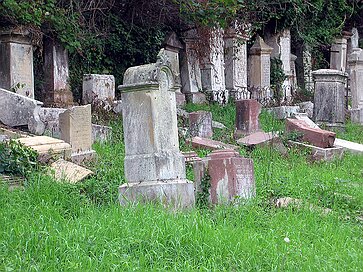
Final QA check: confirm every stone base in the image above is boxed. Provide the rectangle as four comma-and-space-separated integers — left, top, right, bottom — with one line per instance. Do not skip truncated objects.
119, 179, 195, 209
288, 141, 344, 161
350, 108, 363, 124
185, 92, 207, 104
71, 150, 97, 164
175, 92, 186, 107
267, 106, 300, 120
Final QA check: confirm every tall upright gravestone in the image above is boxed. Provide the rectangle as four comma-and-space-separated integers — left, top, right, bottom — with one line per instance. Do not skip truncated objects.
119, 49, 195, 208
348, 48, 363, 124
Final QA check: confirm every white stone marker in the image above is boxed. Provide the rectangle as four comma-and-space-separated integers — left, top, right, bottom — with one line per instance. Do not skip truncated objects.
0, 28, 34, 98
82, 74, 115, 105
348, 48, 363, 124
118, 49, 195, 208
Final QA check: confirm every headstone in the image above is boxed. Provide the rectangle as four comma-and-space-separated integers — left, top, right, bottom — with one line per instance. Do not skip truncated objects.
351, 28, 359, 49
248, 35, 273, 99
59, 104, 96, 163
348, 48, 363, 124
28, 107, 66, 138
286, 118, 336, 148
50, 159, 93, 183
224, 26, 249, 100
200, 28, 226, 103
303, 46, 314, 92
180, 29, 206, 104
189, 111, 213, 138
118, 49, 194, 208
330, 34, 350, 72
294, 113, 319, 129
92, 124, 112, 143
163, 32, 185, 106
235, 99, 262, 138
43, 37, 74, 107
0, 28, 34, 98
298, 101, 314, 119
207, 149, 255, 204
82, 74, 115, 105
290, 53, 298, 89
267, 105, 300, 120
186, 136, 239, 151
312, 69, 347, 125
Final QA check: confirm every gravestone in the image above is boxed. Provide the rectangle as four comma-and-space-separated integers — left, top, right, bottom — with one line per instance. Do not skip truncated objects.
303, 46, 314, 92
187, 137, 239, 151
330, 34, 351, 72
224, 26, 249, 100
351, 28, 359, 49
59, 104, 96, 163
348, 48, 363, 124
207, 149, 255, 204
43, 37, 74, 107
82, 74, 115, 105
248, 35, 273, 99
0, 28, 34, 98
119, 49, 194, 208
312, 69, 347, 125
235, 99, 262, 138
180, 29, 206, 104
189, 111, 213, 138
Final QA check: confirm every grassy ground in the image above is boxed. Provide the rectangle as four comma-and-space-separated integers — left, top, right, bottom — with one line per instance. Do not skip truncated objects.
1, 103, 362, 271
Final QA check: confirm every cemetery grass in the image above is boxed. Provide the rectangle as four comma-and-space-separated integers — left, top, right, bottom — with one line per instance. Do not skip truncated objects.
1, 109, 363, 271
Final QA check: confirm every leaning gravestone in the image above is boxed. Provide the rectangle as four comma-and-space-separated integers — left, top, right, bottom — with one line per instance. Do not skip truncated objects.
118, 49, 195, 208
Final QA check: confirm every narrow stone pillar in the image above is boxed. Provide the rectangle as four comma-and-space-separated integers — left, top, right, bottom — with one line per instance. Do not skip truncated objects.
330, 34, 351, 72
234, 99, 262, 138
82, 74, 115, 105
248, 35, 273, 99
43, 37, 74, 107
312, 69, 347, 125
348, 48, 363, 124
224, 27, 248, 100
119, 49, 195, 208
200, 27, 226, 103
303, 46, 314, 92
0, 28, 34, 98
163, 32, 185, 106
290, 54, 298, 88
180, 29, 206, 104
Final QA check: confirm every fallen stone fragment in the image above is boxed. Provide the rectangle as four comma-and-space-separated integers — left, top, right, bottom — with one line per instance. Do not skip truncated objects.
237, 131, 287, 154
334, 138, 363, 154
50, 159, 93, 183
182, 151, 201, 163
212, 120, 226, 129
186, 136, 239, 150
274, 197, 332, 215
267, 106, 300, 120
286, 118, 336, 148
298, 101, 314, 118
92, 124, 112, 143
288, 140, 344, 161
294, 113, 320, 129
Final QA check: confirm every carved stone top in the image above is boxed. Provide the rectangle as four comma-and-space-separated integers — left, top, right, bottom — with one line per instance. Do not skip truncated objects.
348, 48, 363, 64
163, 32, 184, 52
250, 35, 273, 55
0, 27, 31, 44
312, 69, 348, 83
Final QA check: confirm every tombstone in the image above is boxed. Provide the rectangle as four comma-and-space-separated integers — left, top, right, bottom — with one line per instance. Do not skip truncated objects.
59, 104, 96, 163
187, 137, 239, 151
312, 69, 347, 125
29, 107, 66, 137
180, 29, 206, 104
348, 48, 363, 124
118, 49, 195, 208
351, 28, 359, 49
189, 111, 213, 138
82, 74, 115, 105
303, 46, 314, 92
224, 26, 249, 100
0, 28, 34, 98
234, 99, 262, 138
207, 149, 255, 204
200, 27, 227, 103
330, 34, 351, 72
162, 32, 185, 106
43, 37, 74, 107
290, 54, 298, 89
248, 35, 273, 99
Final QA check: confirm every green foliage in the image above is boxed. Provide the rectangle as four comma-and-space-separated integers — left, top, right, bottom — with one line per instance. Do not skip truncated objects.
0, 140, 39, 177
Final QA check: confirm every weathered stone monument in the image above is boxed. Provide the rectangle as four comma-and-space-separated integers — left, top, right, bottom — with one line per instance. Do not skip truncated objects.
248, 35, 273, 99
234, 99, 262, 138
189, 111, 213, 138
303, 46, 314, 92
348, 48, 363, 124
59, 104, 96, 163
119, 49, 195, 208
180, 29, 206, 104
43, 37, 74, 107
330, 34, 351, 72
82, 74, 115, 105
0, 28, 34, 98
312, 69, 347, 125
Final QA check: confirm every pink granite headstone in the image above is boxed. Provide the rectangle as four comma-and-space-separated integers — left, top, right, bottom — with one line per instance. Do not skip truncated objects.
235, 99, 262, 138
207, 149, 255, 204
189, 111, 213, 138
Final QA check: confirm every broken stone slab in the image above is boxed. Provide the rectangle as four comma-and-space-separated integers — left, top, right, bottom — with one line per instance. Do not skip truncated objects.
236, 131, 287, 154
288, 140, 344, 161
334, 138, 363, 154
286, 118, 336, 148
293, 113, 320, 129
113, 100, 123, 114
92, 124, 112, 143
0, 126, 30, 139
212, 120, 226, 129
267, 106, 300, 120
182, 151, 202, 163
187, 136, 239, 150
0, 88, 43, 127
298, 101, 314, 119
189, 111, 213, 138
50, 159, 93, 183
28, 107, 67, 137
274, 197, 332, 215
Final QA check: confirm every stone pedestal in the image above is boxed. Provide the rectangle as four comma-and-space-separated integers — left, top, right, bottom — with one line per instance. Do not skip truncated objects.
234, 99, 262, 138
118, 49, 194, 208
82, 74, 115, 105
207, 149, 255, 204
43, 37, 73, 107
189, 111, 213, 138
312, 69, 347, 125
348, 48, 363, 124
0, 28, 34, 98
248, 35, 273, 99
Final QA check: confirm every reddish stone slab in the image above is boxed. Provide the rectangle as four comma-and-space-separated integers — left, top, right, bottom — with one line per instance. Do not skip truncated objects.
235, 99, 262, 138
207, 149, 255, 204
237, 131, 277, 146
189, 111, 213, 138
286, 118, 336, 148
186, 137, 239, 150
